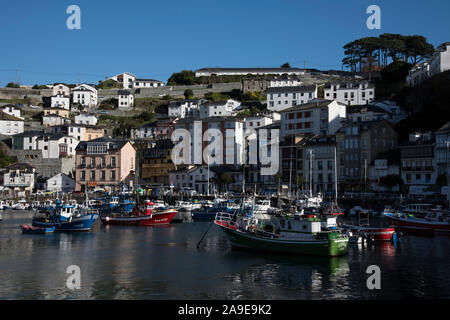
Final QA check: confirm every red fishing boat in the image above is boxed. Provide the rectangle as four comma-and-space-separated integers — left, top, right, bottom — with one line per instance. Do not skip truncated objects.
100, 200, 177, 226
384, 209, 450, 234
342, 224, 395, 241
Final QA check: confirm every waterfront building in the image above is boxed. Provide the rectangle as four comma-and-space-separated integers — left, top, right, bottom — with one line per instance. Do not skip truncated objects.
141, 139, 174, 185
324, 81, 375, 106
46, 173, 76, 193
303, 135, 337, 195
75, 137, 136, 192
399, 132, 437, 194
267, 85, 318, 112
368, 150, 401, 192
170, 165, 216, 194
434, 121, 450, 200
0, 112, 24, 135
335, 119, 398, 191
2, 163, 35, 197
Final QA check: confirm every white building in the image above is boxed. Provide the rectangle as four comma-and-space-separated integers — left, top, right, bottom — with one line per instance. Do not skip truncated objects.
371, 100, 408, 124
133, 78, 165, 88
42, 114, 71, 127
267, 85, 318, 112
346, 105, 391, 123
3, 163, 35, 197
71, 84, 98, 108
280, 99, 346, 140
268, 76, 302, 87
244, 114, 277, 131
0, 105, 23, 119
36, 134, 79, 159
170, 166, 216, 194
132, 123, 157, 139
108, 72, 136, 89
117, 90, 134, 108
75, 113, 98, 125
52, 84, 70, 96
168, 99, 206, 118
199, 99, 241, 118
12, 132, 79, 159
0, 112, 24, 135
324, 82, 375, 106
407, 42, 450, 86
175, 117, 245, 166
51, 94, 70, 110
195, 67, 306, 77
46, 173, 76, 193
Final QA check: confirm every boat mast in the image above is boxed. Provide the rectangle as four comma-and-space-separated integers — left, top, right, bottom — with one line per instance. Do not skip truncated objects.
309, 149, 313, 198
334, 145, 338, 204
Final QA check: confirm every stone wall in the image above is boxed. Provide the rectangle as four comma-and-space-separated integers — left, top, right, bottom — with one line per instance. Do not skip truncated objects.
8, 149, 76, 178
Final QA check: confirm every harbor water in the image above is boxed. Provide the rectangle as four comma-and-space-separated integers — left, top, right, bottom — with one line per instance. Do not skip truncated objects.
0, 210, 449, 299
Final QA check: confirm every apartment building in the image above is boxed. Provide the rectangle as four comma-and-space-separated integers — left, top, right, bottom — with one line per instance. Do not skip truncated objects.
324, 82, 375, 106
267, 85, 317, 112
75, 138, 136, 192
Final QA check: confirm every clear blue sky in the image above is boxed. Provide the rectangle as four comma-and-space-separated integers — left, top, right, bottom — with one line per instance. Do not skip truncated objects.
0, 0, 448, 86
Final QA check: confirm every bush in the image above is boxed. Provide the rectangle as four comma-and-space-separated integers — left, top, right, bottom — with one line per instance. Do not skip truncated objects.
184, 89, 194, 99
6, 82, 20, 88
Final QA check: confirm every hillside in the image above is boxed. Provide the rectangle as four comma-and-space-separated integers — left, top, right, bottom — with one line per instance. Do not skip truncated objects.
393, 70, 450, 141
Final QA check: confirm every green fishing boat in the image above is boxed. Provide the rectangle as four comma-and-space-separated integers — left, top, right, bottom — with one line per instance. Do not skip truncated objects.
214, 212, 349, 257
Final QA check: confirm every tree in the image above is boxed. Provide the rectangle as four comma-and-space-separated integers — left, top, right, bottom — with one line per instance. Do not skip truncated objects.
6, 82, 20, 88
281, 63, 291, 68
167, 70, 196, 85
184, 89, 194, 99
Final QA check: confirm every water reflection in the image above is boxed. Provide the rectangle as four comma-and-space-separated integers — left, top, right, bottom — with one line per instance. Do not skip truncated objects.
0, 212, 449, 299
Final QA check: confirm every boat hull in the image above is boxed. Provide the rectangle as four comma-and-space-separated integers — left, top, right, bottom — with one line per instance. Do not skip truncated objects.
100, 210, 177, 226
216, 223, 348, 257
32, 214, 99, 232
385, 215, 450, 233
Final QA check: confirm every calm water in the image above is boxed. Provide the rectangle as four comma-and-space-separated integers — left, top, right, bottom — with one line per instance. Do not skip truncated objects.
0, 210, 449, 300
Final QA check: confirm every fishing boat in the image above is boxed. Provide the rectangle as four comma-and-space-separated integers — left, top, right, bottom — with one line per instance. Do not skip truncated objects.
342, 210, 395, 241
214, 211, 349, 257
21, 224, 55, 234
100, 200, 177, 226
32, 199, 99, 232
383, 209, 450, 234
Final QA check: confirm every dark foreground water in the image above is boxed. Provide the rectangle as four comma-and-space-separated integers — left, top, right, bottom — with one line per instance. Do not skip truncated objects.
0, 210, 449, 299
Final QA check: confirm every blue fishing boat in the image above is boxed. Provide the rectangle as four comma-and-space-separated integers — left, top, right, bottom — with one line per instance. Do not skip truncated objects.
32, 199, 99, 232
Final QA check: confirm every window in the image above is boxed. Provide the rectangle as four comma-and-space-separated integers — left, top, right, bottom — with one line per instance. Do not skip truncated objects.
90, 171, 95, 180
110, 171, 116, 181
101, 171, 105, 181
111, 157, 116, 167
80, 171, 85, 181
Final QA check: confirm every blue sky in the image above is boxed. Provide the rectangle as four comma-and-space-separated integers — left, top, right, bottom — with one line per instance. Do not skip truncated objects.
0, 0, 448, 86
